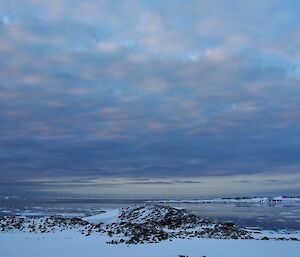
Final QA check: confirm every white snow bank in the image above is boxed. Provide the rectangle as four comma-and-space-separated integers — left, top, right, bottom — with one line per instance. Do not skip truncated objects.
1, 232, 300, 257
82, 209, 120, 224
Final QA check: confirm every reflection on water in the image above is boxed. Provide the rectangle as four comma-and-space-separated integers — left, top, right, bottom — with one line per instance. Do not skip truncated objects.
1, 198, 300, 230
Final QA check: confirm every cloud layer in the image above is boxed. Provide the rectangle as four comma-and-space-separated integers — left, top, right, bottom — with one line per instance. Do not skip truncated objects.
1, 0, 300, 196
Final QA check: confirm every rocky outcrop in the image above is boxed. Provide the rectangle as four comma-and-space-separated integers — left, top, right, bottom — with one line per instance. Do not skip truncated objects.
0, 204, 253, 244
105, 204, 252, 244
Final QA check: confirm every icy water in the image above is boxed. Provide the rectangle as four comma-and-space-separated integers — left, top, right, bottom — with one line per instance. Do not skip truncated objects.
1, 198, 300, 230
166, 201, 300, 230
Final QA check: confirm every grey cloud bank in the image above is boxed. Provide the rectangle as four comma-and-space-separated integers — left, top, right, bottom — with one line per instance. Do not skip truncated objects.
0, 0, 300, 197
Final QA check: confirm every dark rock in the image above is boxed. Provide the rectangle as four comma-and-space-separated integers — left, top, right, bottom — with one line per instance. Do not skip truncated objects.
261, 236, 269, 240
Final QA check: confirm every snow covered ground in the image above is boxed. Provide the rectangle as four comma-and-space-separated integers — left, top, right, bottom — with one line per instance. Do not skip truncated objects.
1, 204, 300, 257
0, 232, 300, 257
82, 208, 120, 224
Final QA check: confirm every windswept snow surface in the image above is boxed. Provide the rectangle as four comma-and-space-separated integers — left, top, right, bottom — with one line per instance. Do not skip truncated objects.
0, 232, 300, 257
82, 209, 120, 224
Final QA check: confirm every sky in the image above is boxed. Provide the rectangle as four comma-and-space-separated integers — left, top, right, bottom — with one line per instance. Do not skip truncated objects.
0, 0, 300, 198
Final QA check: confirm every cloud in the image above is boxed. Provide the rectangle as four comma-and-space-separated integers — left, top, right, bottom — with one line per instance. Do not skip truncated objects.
96, 41, 120, 54
125, 181, 174, 185
2, 173, 299, 198
204, 48, 229, 63
174, 180, 203, 184
1, 0, 300, 196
